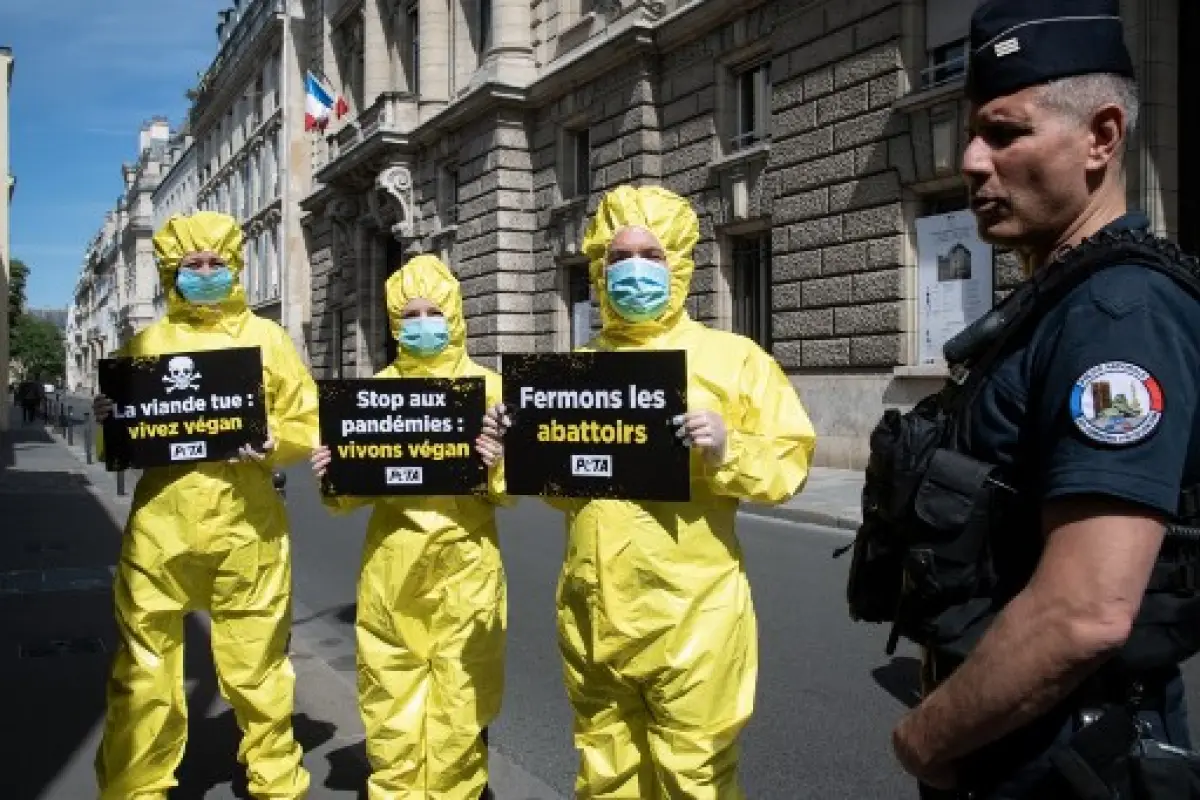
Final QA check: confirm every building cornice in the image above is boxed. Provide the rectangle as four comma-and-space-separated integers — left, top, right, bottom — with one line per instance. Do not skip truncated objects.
191, 12, 285, 136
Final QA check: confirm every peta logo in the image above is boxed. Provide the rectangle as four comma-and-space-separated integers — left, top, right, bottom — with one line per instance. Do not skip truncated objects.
385, 466, 423, 486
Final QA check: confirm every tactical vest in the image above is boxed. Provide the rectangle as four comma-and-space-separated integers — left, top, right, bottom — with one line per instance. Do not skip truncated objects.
840, 227, 1200, 671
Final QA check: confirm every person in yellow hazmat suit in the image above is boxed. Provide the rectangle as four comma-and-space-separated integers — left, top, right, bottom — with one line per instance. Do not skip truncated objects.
475, 184, 817, 799
311, 254, 509, 800
91, 211, 318, 799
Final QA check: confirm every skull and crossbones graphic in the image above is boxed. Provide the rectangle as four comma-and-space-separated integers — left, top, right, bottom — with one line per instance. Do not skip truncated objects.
163, 356, 202, 393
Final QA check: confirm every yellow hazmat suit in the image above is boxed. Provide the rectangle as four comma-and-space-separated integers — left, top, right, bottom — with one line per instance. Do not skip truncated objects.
323, 255, 509, 800
95, 211, 317, 799
553, 185, 817, 798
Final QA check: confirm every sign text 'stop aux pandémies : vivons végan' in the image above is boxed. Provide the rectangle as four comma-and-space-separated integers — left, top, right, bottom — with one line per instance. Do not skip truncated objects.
317, 377, 486, 496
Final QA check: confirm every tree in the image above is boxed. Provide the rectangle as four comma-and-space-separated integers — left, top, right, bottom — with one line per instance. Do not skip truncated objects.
9, 257, 27, 322
11, 315, 65, 383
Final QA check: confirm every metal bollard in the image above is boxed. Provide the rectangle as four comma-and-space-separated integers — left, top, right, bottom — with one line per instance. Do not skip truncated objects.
116, 469, 126, 496
82, 413, 93, 464
66, 407, 74, 446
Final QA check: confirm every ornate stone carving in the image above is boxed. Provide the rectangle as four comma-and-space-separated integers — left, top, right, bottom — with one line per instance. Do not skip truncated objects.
368, 165, 417, 240
641, 1, 667, 19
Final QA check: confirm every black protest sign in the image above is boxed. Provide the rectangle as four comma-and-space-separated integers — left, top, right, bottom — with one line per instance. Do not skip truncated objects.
318, 377, 486, 496
98, 347, 268, 470
502, 351, 690, 502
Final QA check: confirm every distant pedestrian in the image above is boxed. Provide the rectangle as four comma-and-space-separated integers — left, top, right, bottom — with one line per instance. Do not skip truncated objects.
17, 379, 42, 424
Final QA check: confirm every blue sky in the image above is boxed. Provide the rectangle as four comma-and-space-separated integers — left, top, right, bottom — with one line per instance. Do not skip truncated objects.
3, 1, 223, 310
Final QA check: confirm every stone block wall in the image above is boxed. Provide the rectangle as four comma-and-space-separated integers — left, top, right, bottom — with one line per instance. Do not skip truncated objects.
301, 0, 1191, 467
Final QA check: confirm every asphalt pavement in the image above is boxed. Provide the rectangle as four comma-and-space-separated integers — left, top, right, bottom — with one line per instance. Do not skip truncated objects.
13, 413, 1200, 798
283, 462, 927, 797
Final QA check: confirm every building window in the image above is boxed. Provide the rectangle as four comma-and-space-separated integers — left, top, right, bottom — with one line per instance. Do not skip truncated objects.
566, 263, 595, 348
335, 13, 366, 114
479, 0, 492, 57
732, 61, 771, 152
252, 75, 264, 128
561, 127, 591, 200
331, 307, 344, 378
439, 165, 459, 225
244, 158, 253, 216
563, 0, 595, 28
261, 141, 273, 203
268, 226, 280, 300
730, 233, 771, 349
922, 0, 978, 89
924, 39, 968, 88
245, 236, 257, 302
407, 1, 419, 95
271, 128, 282, 199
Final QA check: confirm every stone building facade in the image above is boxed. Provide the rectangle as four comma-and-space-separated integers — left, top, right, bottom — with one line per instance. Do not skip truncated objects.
152, 128, 199, 318
66, 120, 177, 393
298, 0, 1192, 468
66, 218, 121, 395
189, 0, 313, 358
1, 46, 12, 429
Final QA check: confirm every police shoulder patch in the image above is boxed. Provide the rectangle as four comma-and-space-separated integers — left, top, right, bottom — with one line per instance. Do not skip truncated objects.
1069, 361, 1164, 446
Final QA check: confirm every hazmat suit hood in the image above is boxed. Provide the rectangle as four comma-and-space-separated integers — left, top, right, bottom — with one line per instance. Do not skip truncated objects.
153, 211, 249, 331
581, 184, 699, 346
385, 254, 469, 376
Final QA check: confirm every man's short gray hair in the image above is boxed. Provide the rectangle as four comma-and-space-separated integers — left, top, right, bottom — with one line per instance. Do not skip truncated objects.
1036, 73, 1141, 144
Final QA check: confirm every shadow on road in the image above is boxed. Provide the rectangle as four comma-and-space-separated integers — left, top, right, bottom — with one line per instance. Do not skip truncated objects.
324, 740, 369, 798
871, 656, 923, 709
173, 613, 339, 797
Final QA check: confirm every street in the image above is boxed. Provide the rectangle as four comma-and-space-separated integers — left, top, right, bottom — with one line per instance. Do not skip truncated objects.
5, 417, 1198, 799
278, 462, 1200, 799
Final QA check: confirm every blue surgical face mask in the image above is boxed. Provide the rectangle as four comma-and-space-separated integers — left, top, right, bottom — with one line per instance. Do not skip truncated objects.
176, 266, 234, 305
606, 257, 671, 323
399, 315, 450, 357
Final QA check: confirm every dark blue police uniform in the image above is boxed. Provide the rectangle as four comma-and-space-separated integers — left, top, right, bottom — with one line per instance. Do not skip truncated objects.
917, 1, 1199, 793
940, 211, 1199, 797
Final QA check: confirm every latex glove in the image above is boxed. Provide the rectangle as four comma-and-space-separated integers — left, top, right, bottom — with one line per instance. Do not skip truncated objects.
476, 403, 511, 468
311, 445, 331, 479
674, 410, 728, 466
230, 437, 275, 463
93, 394, 113, 422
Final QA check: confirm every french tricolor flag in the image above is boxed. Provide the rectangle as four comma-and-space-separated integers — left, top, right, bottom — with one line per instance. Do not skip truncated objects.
305, 71, 349, 131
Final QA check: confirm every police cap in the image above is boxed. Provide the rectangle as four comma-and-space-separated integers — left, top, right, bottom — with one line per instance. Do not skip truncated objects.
965, 0, 1135, 105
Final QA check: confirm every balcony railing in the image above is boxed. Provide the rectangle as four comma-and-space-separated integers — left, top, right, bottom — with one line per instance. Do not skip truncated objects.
328, 92, 419, 163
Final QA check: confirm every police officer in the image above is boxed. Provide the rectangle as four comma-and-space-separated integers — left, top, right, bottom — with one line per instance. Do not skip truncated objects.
887, 0, 1197, 797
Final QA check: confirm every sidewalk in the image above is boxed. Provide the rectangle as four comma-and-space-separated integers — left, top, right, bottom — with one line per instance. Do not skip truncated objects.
1, 412, 371, 799
0, 409, 125, 799
744, 466, 865, 532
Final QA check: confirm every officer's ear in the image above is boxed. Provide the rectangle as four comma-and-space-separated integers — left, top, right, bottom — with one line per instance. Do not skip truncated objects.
1086, 103, 1127, 172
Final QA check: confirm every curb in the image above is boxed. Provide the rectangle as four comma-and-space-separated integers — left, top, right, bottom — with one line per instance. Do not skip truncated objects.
742, 503, 861, 532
